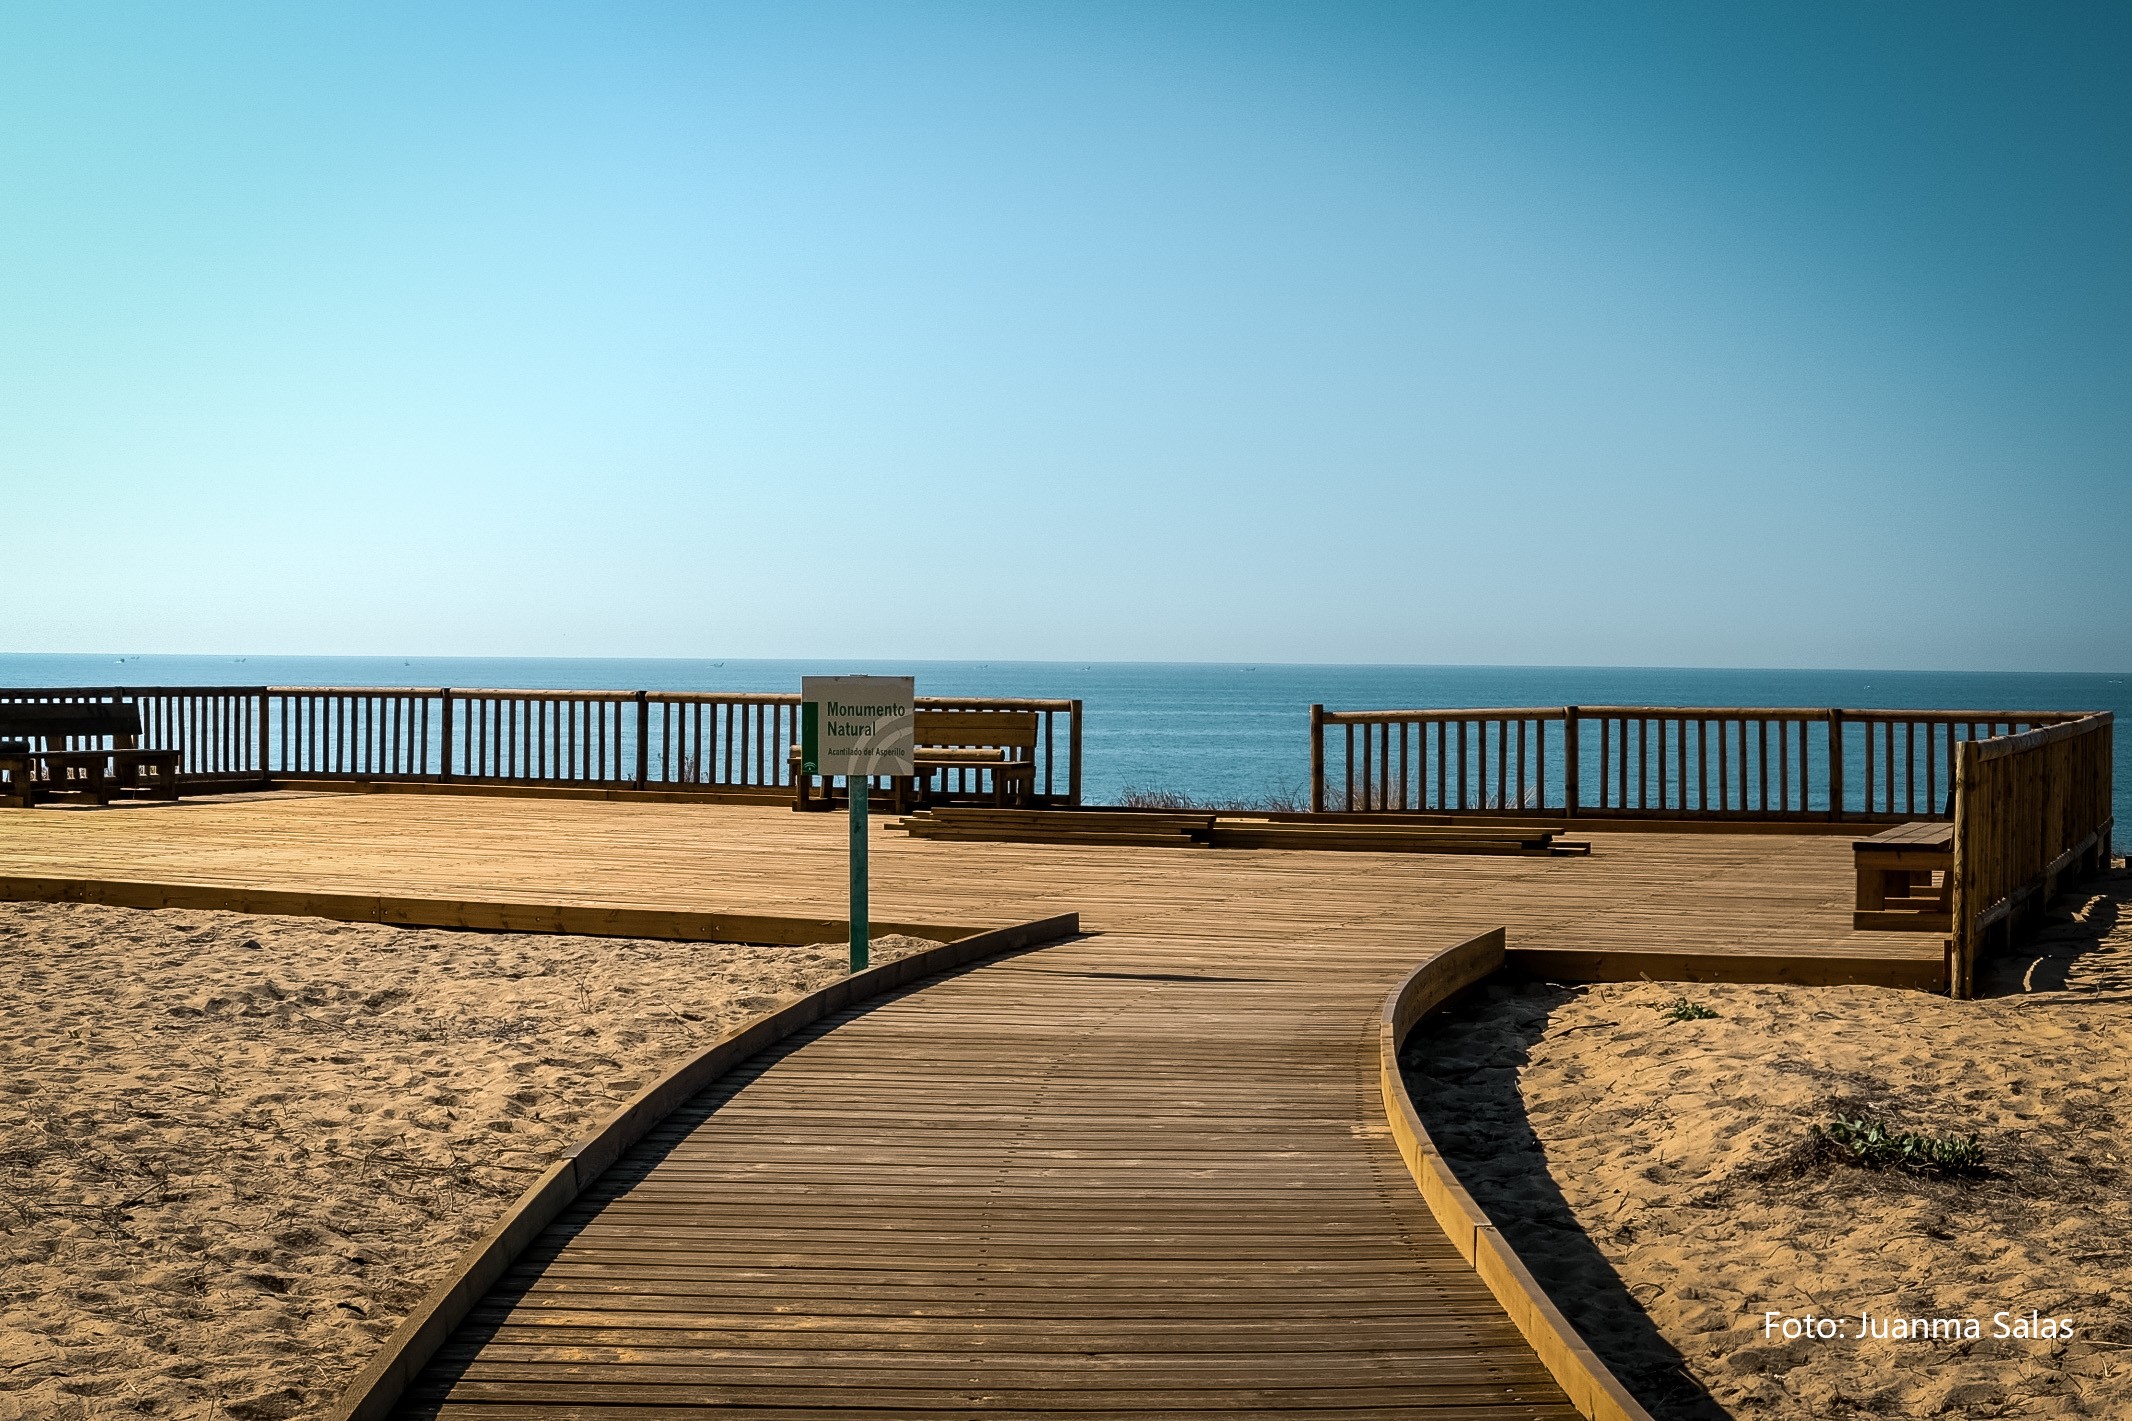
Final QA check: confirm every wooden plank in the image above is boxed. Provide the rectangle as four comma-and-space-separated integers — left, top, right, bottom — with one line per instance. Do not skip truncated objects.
1855, 821, 1953, 849
1205, 828, 1557, 856
0, 874, 973, 946
1509, 945, 1943, 990
1851, 909, 1952, 933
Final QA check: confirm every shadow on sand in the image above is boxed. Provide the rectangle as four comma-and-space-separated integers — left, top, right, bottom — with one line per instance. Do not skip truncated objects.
1401, 982, 1733, 1421
1976, 862, 2130, 997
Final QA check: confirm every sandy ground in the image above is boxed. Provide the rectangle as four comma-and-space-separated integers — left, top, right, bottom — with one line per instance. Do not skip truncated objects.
0, 901, 937, 1421
1406, 861, 2132, 1420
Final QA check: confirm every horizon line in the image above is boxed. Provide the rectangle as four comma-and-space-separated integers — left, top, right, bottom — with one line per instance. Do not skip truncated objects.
5, 651, 2128, 679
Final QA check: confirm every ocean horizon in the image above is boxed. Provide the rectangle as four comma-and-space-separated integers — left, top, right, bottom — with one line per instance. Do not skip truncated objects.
5, 653, 2126, 826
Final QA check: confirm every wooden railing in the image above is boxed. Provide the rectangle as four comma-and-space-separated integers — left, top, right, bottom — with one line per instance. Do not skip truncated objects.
0, 687, 1084, 806
275, 687, 446, 779
1949, 713, 2114, 996
1311, 704, 2095, 822
1311, 708, 1564, 814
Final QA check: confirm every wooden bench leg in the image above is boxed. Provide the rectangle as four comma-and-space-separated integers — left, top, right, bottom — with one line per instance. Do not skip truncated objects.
70, 761, 112, 807
142, 759, 180, 801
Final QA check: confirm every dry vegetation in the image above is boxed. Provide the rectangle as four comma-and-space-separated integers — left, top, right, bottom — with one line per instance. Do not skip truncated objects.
0, 902, 935, 1420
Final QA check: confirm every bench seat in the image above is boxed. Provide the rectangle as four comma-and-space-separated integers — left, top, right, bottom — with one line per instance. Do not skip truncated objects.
1853, 821, 1952, 931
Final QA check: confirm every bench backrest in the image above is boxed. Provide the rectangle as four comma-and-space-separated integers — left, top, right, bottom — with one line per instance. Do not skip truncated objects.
916, 709, 1039, 752
0, 702, 144, 744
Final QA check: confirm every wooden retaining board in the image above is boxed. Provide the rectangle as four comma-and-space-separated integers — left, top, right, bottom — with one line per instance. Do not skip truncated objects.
0, 873, 970, 947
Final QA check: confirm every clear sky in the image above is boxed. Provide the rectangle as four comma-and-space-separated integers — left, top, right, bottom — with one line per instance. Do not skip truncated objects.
3, 1, 2126, 670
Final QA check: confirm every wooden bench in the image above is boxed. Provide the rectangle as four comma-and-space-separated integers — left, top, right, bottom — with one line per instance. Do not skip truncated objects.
1853, 820, 1952, 931
0, 703, 184, 808
793, 709, 1039, 812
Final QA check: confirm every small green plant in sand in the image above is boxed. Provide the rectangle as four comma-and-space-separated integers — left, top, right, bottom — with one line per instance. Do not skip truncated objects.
1656, 996, 1719, 1021
1808, 1116, 1985, 1176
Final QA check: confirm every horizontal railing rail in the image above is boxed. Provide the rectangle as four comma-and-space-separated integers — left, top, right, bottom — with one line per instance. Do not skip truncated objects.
0, 687, 1084, 807
1311, 703, 2096, 821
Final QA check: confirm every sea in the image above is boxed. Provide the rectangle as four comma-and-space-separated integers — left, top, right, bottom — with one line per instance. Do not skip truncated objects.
3, 654, 2127, 829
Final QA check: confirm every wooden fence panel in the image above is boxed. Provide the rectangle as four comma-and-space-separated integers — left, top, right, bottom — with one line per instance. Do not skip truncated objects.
441, 689, 638, 785
1312, 703, 2097, 824
1316, 708, 1563, 813
272, 688, 442, 780
1949, 713, 2114, 997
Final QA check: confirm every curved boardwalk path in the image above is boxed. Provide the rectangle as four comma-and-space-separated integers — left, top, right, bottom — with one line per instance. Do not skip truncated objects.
402, 923, 1580, 1418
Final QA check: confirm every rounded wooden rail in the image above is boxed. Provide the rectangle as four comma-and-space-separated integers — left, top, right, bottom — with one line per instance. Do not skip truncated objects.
1377, 927, 1656, 1421
326, 911, 1079, 1421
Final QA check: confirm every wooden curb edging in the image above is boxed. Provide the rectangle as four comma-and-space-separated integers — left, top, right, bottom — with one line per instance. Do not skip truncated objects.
1506, 943, 1947, 992
0, 873, 970, 947
272, 777, 792, 807
1378, 928, 1657, 1421
325, 910, 1080, 1421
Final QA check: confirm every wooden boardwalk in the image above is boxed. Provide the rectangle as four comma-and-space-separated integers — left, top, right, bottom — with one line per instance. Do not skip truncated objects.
405, 927, 1579, 1417
0, 793, 1946, 1416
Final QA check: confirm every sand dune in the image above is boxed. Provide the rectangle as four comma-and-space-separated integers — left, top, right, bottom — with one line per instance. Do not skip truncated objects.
1406, 863, 2132, 1420
0, 901, 934, 1421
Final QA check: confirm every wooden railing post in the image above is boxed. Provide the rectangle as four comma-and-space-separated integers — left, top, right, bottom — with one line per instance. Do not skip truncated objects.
1309, 705, 1325, 813
255, 689, 271, 785
439, 691, 454, 781
634, 692, 650, 790
1827, 708, 1844, 821
1563, 707, 1579, 818
1068, 698, 1083, 807
2104, 730, 2116, 869
1949, 739, 1975, 999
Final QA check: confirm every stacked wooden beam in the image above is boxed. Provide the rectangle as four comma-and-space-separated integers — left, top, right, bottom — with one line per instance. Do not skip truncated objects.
893, 808, 1590, 856
894, 808, 1216, 848
1208, 820, 1587, 856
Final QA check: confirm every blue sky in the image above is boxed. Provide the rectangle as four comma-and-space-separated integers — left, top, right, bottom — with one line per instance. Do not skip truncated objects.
3, 1, 2126, 669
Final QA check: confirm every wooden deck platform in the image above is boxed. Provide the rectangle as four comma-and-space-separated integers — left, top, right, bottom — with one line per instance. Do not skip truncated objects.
0, 791, 1942, 988
0, 793, 1946, 1417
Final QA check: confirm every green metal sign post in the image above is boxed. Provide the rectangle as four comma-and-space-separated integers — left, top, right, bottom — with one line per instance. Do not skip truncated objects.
848, 775, 869, 971
800, 675, 915, 974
